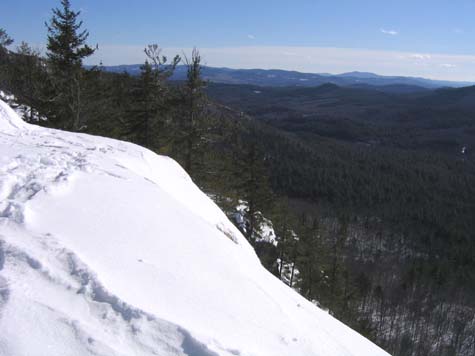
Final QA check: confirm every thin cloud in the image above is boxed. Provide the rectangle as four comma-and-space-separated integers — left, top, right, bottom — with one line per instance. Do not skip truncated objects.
409, 54, 432, 60
441, 63, 456, 68
380, 28, 398, 36
247, 34, 256, 40
453, 28, 464, 34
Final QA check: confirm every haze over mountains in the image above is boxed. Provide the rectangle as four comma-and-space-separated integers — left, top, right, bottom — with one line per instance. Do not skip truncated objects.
98, 65, 474, 90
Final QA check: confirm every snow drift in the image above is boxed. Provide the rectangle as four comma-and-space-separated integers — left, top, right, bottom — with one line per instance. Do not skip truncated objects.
0, 98, 389, 356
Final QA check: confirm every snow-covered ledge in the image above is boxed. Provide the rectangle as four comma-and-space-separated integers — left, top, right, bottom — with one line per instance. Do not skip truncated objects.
0, 98, 389, 356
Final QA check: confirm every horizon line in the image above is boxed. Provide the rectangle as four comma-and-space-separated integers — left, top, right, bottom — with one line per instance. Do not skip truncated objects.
89, 62, 475, 85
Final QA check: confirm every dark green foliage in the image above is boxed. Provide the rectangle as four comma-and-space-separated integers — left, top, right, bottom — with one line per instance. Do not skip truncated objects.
0, 34, 56, 122
233, 137, 274, 243
46, 0, 95, 71
254, 241, 279, 275
181, 48, 206, 174
127, 61, 161, 148
0, 28, 13, 49
0, 28, 13, 89
7, 42, 54, 122
46, 0, 95, 130
206, 82, 475, 157
125, 44, 180, 150
171, 48, 213, 176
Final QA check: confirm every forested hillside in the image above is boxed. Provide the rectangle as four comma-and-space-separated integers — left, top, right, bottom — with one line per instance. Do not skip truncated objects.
206, 82, 475, 156
1, 2, 475, 354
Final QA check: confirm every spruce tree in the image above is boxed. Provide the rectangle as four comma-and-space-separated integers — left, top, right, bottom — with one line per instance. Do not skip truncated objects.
46, 0, 95, 130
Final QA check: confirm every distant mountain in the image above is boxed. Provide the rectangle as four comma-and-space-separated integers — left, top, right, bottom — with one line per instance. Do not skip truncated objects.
95, 64, 474, 89
337, 71, 383, 79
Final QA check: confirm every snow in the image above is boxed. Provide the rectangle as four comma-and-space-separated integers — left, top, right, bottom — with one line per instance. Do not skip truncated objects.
234, 201, 277, 246
0, 91, 47, 123
0, 98, 389, 356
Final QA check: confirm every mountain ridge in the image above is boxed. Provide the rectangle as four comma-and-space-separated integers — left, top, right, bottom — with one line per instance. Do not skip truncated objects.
93, 64, 474, 89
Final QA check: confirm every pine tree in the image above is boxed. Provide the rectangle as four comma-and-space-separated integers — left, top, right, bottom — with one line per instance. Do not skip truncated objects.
233, 133, 274, 244
0, 28, 13, 53
127, 61, 159, 147
9, 42, 53, 122
295, 215, 325, 299
46, 0, 95, 130
127, 44, 180, 149
272, 200, 298, 282
0, 28, 13, 89
177, 48, 209, 175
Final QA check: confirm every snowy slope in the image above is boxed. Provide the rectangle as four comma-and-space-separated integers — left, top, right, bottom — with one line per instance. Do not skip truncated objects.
0, 99, 389, 356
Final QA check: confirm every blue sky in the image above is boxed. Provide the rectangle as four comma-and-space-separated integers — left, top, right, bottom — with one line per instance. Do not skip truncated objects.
2, 0, 475, 80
